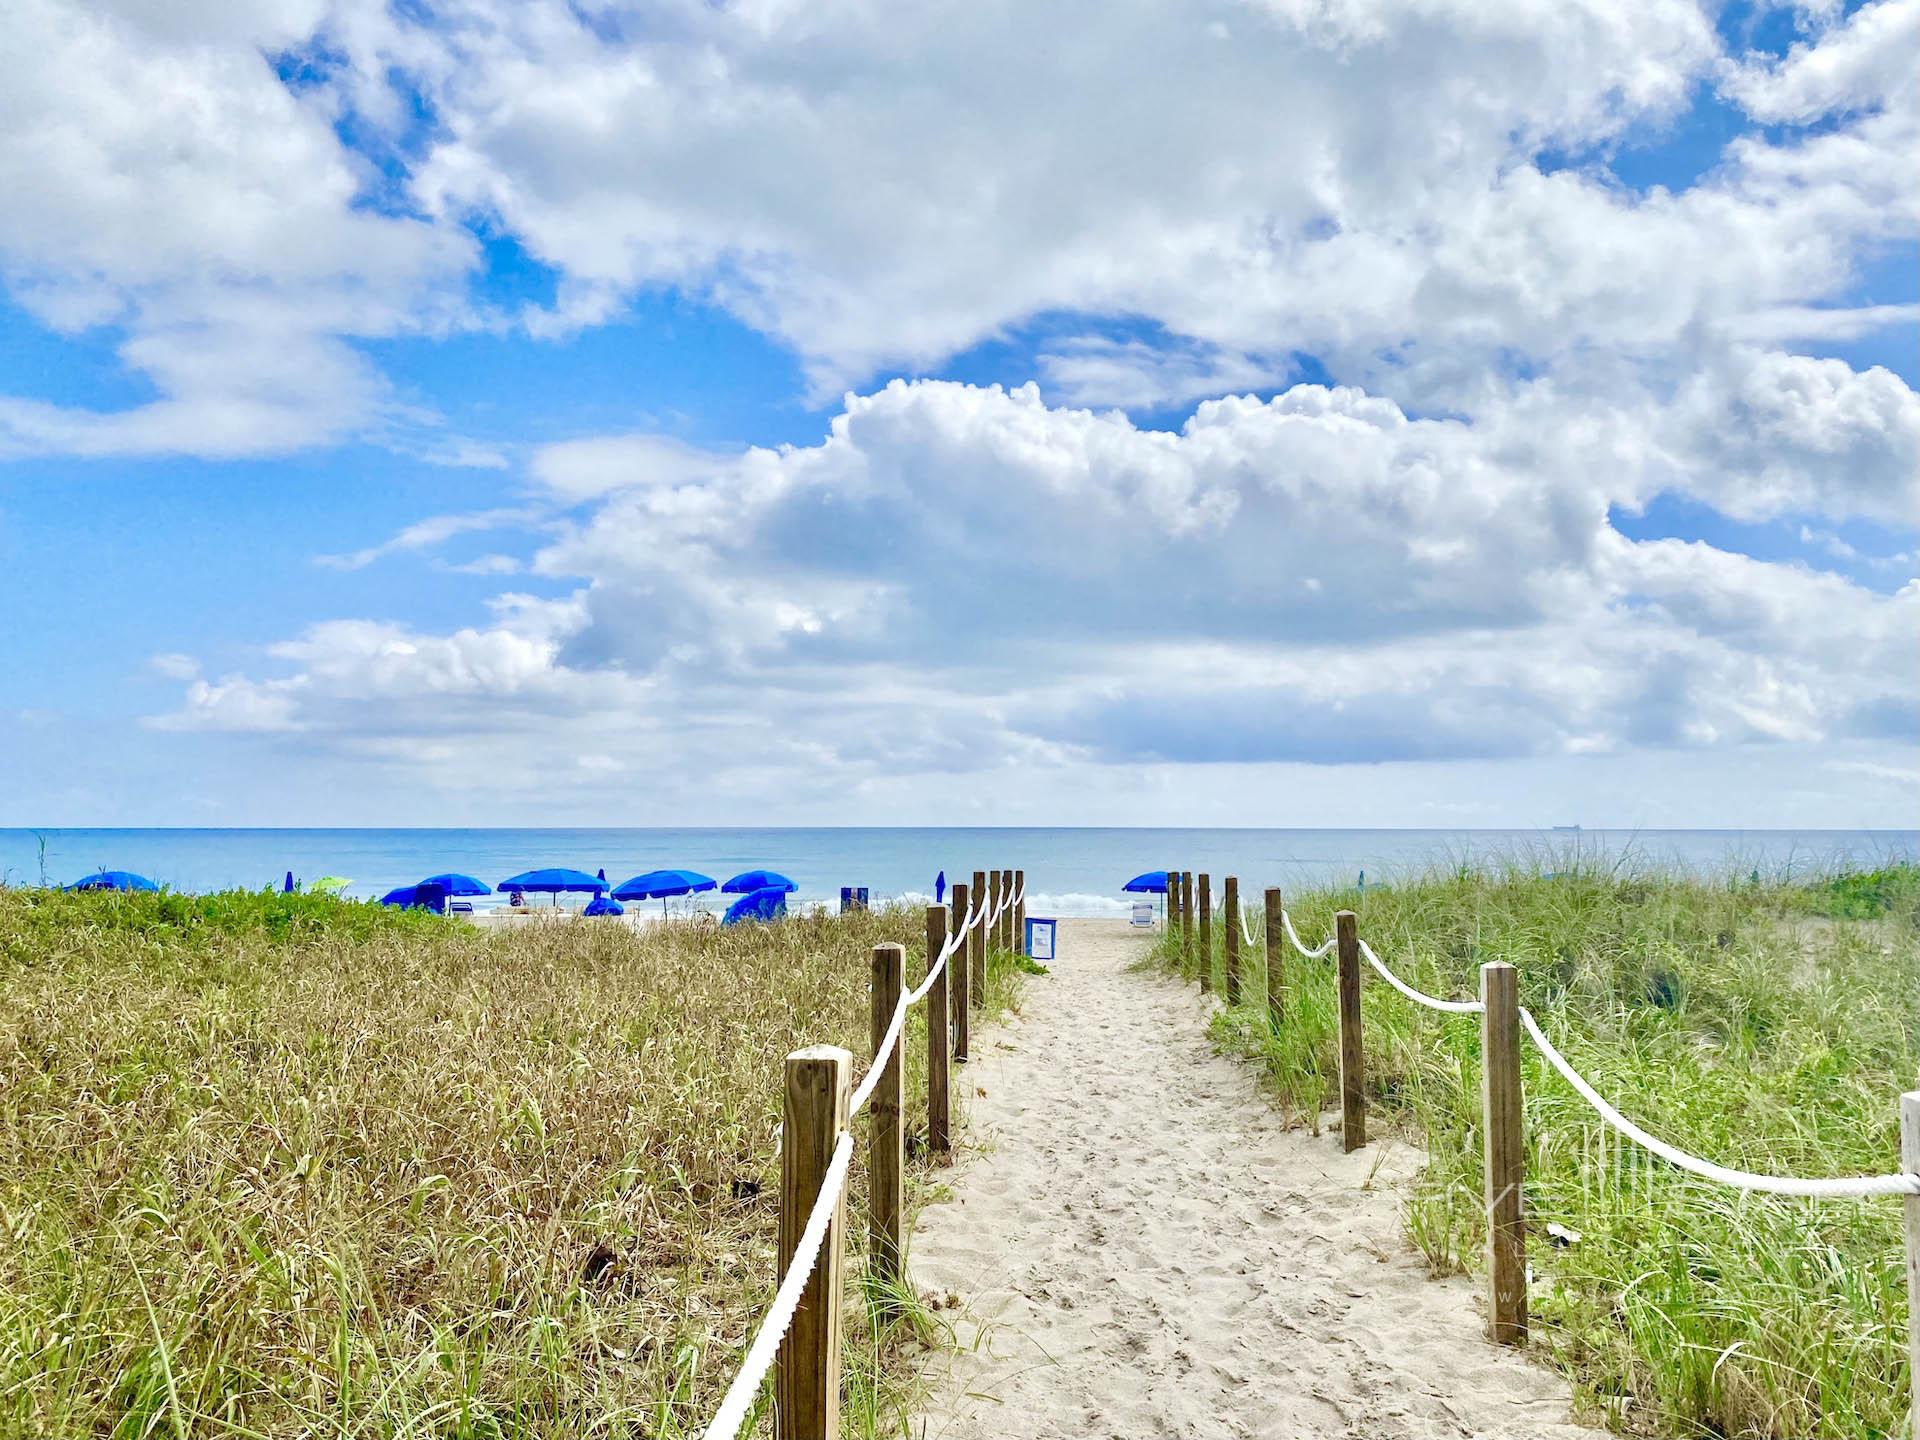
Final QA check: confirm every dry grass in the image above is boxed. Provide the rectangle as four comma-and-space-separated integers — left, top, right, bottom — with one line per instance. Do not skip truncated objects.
0, 889, 1022, 1438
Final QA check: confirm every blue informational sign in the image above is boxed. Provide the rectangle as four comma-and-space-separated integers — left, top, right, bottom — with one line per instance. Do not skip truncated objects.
1024, 916, 1056, 961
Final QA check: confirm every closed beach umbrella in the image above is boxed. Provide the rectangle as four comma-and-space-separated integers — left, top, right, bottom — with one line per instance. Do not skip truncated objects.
721, 869, 797, 895
1122, 871, 1171, 894
497, 868, 608, 908
613, 868, 718, 918
723, 885, 789, 926
418, 873, 491, 897
936, 869, 946, 904
67, 871, 159, 892
582, 894, 626, 918
283, 870, 296, 894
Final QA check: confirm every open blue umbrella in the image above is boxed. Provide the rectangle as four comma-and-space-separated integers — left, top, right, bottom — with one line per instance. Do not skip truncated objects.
67, 870, 159, 893
613, 868, 717, 918
724, 886, 789, 926
582, 894, 626, 918
419, 873, 491, 897
1122, 871, 1170, 894
498, 868, 607, 908
380, 881, 448, 913
721, 869, 797, 895
613, 869, 716, 900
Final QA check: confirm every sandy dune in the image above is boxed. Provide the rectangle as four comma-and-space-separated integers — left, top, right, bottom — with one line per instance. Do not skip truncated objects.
910, 918, 1605, 1440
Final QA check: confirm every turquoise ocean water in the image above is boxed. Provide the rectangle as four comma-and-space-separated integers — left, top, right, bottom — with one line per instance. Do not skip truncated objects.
1, 828, 1913, 917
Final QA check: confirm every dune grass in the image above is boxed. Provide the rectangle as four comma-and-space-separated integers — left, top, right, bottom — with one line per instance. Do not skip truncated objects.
1161, 861, 1920, 1439
0, 887, 1025, 1438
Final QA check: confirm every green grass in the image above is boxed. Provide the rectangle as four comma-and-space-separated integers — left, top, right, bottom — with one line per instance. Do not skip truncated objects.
1157, 862, 1920, 1439
0, 887, 1030, 1438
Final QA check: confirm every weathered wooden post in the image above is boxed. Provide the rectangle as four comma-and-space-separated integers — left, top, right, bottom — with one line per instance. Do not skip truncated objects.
1197, 873, 1213, 994
969, 869, 988, 1007
988, 869, 1000, 951
950, 883, 971, 1062
777, 1044, 850, 1439
1222, 875, 1241, 1004
1901, 1089, 1920, 1437
1014, 868, 1026, 954
1167, 866, 1181, 931
868, 943, 905, 1308
925, 907, 951, 1156
1481, 962, 1526, 1343
1002, 869, 1016, 951
1181, 871, 1196, 975
1335, 910, 1366, 1151
1263, 886, 1285, 1029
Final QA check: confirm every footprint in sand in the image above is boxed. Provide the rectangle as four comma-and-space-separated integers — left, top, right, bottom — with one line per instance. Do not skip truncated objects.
910, 918, 1608, 1440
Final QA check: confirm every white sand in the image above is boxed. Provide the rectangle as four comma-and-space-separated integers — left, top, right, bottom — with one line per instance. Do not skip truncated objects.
910, 918, 1606, 1440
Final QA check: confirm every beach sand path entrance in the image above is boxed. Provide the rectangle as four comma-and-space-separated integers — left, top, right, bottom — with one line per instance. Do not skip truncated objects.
911, 918, 1606, 1440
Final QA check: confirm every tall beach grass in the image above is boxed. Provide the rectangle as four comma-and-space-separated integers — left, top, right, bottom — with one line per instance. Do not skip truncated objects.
0, 887, 1025, 1437
1161, 860, 1920, 1438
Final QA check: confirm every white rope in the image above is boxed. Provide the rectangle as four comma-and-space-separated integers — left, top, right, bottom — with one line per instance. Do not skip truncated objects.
1518, 1008, 1920, 1198
702, 877, 1020, 1435
1237, 901, 1256, 949
1357, 939, 1485, 1015
850, 898, 976, 1119
1279, 909, 1335, 959
699, 1130, 856, 1440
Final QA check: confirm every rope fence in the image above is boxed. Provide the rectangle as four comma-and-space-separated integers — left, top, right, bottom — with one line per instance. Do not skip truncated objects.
1170, 868, 1920, 1403
699, 866, 1026, 1440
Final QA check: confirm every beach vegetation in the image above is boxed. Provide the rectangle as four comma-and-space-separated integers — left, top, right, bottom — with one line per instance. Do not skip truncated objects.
1162, 861, 1920, 1438
0, 887, 1024, 1437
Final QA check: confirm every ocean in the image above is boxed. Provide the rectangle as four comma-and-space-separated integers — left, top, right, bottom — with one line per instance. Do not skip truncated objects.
2, 827, 1913, 917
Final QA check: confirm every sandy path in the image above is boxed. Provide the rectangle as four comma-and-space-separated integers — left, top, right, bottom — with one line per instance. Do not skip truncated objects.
910, 919, 1605, 1440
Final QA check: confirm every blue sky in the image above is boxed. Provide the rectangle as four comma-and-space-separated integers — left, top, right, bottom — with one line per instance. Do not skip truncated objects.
0, 0, 1914, 827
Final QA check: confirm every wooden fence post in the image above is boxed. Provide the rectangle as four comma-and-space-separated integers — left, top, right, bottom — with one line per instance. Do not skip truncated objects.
1006, 867, 1021, 960
1263, 886, 1285, 1029
1222, 875, 1240, 1005
868, 943, 905, 1307
925, 907, 950, 1156
970, 869, 988, 1007
950, 883, 971, 1062
777, 1045, 850, 1440
1481, 962, 1526, 1344
1197, 873, 1213, 994
990, 869, 1002, 951
1335, 910, 1366, 1151
1014, 868, 1026, 955
1901, 1089, 1920, 1439
1181, 871, 1196, 976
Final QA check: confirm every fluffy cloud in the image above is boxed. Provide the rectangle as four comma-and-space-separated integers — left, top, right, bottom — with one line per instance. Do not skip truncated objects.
148, 378, 1919, 804
0, 0, 473, 457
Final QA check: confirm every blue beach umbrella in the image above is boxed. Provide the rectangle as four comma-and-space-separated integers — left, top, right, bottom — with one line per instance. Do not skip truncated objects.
67, 871, 159, 892
612, 869, 716, 900
582, 894, 626, 918
418, 873, 492, 897
723, 886, 789, 926
283, 870, 296, 894
935, 870, 947, 904
497, 868, 607, 908
380, 881, 448, 913
721, 869, 797, 895
613, 868, 718, 918
1122, 871, 1170, 894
